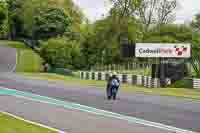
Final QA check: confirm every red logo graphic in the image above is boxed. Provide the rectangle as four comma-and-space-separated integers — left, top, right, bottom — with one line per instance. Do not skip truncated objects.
174, 46, 187, 56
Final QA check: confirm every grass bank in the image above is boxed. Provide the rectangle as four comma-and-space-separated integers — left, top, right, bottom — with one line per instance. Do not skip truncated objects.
0, 112, 56, 133
0, 40, 43, 72
20, 72, 200, 101
16, 49, 43, 72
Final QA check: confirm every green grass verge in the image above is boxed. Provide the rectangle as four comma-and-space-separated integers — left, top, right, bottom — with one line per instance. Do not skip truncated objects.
20, 73, 200, 101
94, 68, 151, 76
0, 40, 43, 72
114, 69, 151, 76
16, 49, 43, 72
0, 40, 28, 49
0, 112, 56, 133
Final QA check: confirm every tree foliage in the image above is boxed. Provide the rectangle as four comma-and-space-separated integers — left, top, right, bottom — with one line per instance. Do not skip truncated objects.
190, 47, 200, 78
41, 37, 82, 69
109, 0, 177, 31
110, 0, 141, 17
191, 13, 200, 77
138, 0, 177, 31
33, 8, 71, 39
192, 13, 200, 31
80, 12, 143, 69
6, 0, 83, 39
144, 24, 192, 43
109, 0, 142, 40
0, 3, 8, 37
0, 3, 7, 25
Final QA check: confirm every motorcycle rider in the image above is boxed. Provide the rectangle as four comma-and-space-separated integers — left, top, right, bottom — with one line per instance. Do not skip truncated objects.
106, 72, 120, 100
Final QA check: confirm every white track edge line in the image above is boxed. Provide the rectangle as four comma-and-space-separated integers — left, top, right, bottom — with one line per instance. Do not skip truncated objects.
0, 86, 197, 133
0, 111, 67, 133
11, 49, 17, 73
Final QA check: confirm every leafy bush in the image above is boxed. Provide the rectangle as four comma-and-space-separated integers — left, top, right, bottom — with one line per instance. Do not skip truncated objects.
0, 3, 8, 38
33, 7, 71, 39
40, 37, 82, 69
170, 79, 193, 88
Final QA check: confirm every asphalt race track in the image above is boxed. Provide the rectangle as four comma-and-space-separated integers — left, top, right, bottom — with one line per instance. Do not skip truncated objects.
0, 73, 199, 133
0, 95, 175, 133
0, 45, 16, 72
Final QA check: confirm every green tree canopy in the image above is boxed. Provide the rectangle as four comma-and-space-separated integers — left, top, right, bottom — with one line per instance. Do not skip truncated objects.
33, 7, 71, 39
0, 2, 8, 37
144, 24, 192, 43
192, 13, 200, 31
6, 0, 83, 39
191, 13, 200, 77
41, 37, 81, 69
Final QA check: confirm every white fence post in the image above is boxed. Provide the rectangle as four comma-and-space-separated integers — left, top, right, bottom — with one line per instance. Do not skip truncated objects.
80, 71, 175, 88
80, 71, 83, 79
193, 79, 200, 89
137, 75, 142, 85
127, 74, 132, 84
147, 77, 152, 88
118, 74, 123, 83
95, 72, 98, 80
83, 72, 87, 79
101, 72, 106, 80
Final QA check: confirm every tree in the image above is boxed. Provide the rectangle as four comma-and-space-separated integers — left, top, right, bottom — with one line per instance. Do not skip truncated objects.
33, 7, 71, 39
79, 23, 97, 69
138, 0, 177, 31
192, 13, 200, 31
19, 0, 72, 39
109, 0, 141, 17
6, 0, 83, 40
144, 24, 192, 43
191, 13, 200, 77
6, 0, 24, 39
190, 48, 200, 78
79, 1, 143, 68
108, 0, 142, 41
41, 37, 81, 69
63, 0, 84, 33
0, 2, 8, 37
82, 15, 142, 67
0, 3, 7, 25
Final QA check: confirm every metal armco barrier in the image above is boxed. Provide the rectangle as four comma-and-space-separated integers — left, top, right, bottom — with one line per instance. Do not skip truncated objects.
131, 75, 137, 85
105, 73, 110, 80
86, 72, 90, 79
95, 72, 98, 80
98, 72, 102, 80
102, 72, 106, 80
92, 72, 95, 80
80, 71, 168, 88
193, 79, 200, 89
147, 77, 152, 88
137, 75, 143, 86
122, 74, 128, 83
80, 72, 84, 79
